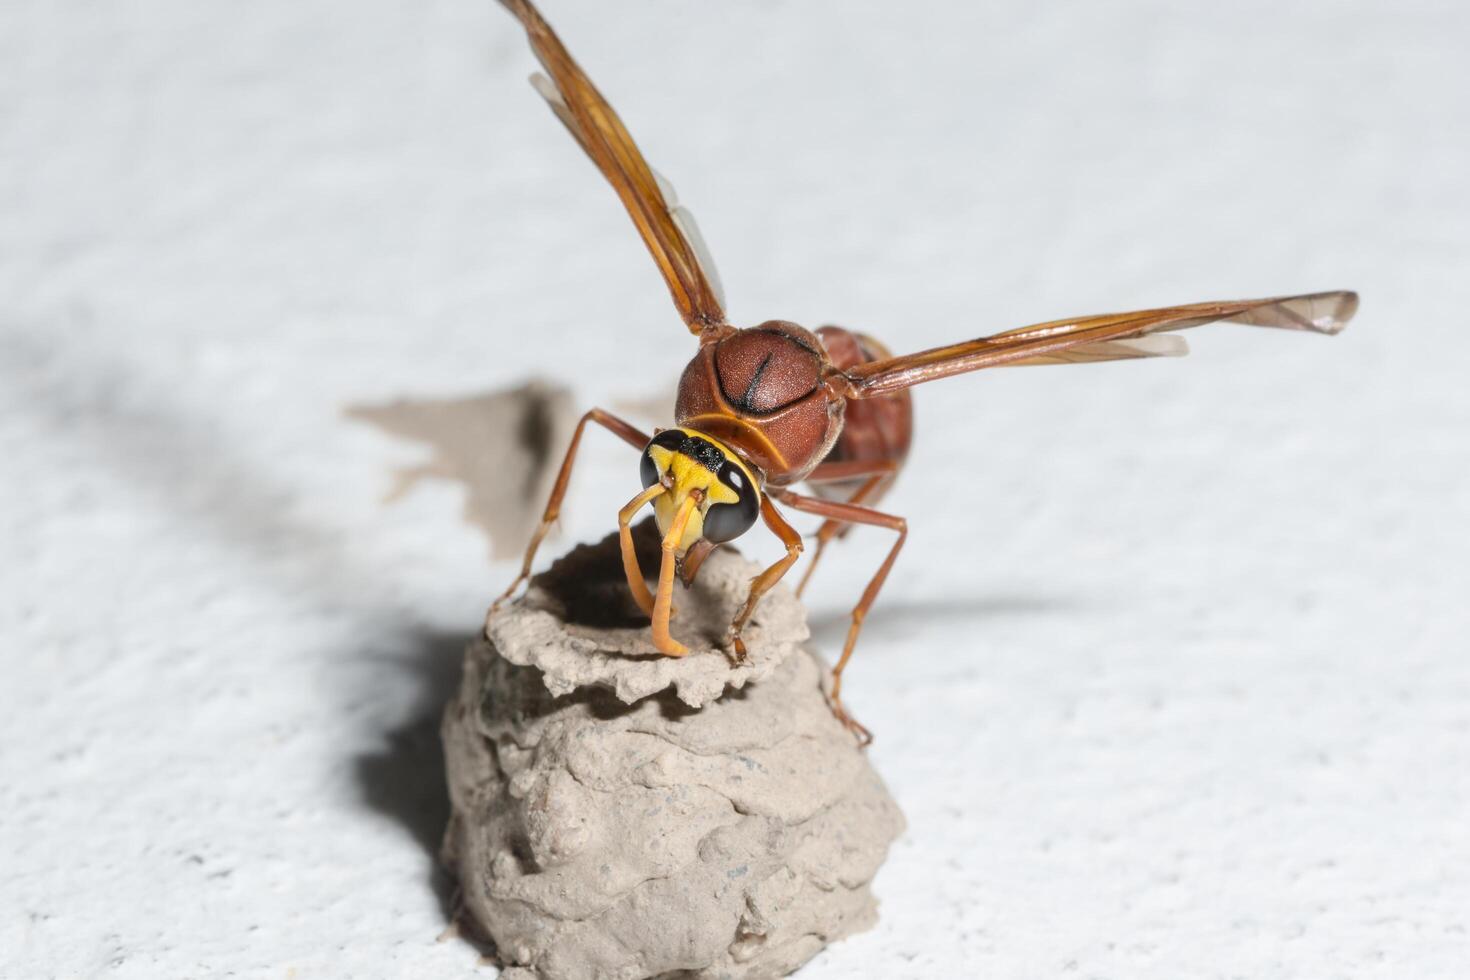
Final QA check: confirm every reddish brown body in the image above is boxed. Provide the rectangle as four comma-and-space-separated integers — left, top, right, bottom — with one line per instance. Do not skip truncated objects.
495, 0, 1355, 744
675, 321, 843, 485
812, 326, 913, 503
675, 322, 914, 492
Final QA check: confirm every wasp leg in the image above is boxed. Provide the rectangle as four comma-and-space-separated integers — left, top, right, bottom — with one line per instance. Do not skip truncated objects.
650, 492, 700, 656
773, 490, 907, 747
794, 458, 898, 599
492, 407, 650, 612
617, 484, 664, 615
727, 496, 804, 665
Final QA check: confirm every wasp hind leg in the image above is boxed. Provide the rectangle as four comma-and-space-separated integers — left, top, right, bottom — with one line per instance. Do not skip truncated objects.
794, 458, 899, 599
774, 489, 908, 747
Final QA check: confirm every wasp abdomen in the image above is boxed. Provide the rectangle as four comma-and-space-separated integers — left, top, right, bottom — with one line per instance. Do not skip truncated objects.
812, 326, 913, 499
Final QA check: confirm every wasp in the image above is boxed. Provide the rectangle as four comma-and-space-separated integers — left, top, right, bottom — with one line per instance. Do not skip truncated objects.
491, 0, 1357, 743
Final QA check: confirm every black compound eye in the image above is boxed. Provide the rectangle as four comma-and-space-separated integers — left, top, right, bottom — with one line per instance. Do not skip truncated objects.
703, 462, 760, 543
639, 447, 659, 489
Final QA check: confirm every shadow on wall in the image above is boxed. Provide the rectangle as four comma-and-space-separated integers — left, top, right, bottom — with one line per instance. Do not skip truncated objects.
344, 380, 592, 929
346, 379, 576, 561
353, 628, 476, 922
344, 379, 677, 561
3, 325, 581, 940
806, 594, 1074, 648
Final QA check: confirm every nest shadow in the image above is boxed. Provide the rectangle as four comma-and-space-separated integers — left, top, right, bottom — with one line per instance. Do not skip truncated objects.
351, 629, 473, 921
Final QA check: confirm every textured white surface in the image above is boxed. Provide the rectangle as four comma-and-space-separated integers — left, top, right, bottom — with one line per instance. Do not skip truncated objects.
2, 1, 1468, 977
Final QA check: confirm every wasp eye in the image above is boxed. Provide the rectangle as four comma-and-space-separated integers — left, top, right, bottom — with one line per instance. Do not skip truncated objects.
640, 430, 685, 489
703, 461, 760, 543
639, 447, 659, 489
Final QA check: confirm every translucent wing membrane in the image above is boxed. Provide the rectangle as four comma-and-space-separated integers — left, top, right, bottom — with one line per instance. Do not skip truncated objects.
503, 0, 727, 331
1005, 334, 1190, 366
842, 291, 1357, 397
653, 168, 727, 313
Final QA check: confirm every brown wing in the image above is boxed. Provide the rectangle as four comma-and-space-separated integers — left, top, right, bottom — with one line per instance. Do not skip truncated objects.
840, 291, 1358, 398
500, 0, 726, 332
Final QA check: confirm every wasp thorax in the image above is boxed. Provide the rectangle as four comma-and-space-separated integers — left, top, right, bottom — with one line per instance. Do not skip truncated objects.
674, 321, 846, 485
712, 323, 821, 413
640, 428, 760, 547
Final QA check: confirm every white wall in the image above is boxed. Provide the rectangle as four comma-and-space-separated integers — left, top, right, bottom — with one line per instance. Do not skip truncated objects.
3, 1, 1467, 976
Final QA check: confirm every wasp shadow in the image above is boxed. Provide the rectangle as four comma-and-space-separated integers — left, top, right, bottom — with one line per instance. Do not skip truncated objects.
806, 593, 1075, 648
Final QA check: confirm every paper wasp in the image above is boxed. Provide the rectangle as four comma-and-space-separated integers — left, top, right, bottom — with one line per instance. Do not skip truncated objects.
492, 0, 1357, 743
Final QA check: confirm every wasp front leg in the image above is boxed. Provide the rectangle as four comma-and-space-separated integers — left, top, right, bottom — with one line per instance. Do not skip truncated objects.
726, 496, 804, 665
493, 407, 650, 612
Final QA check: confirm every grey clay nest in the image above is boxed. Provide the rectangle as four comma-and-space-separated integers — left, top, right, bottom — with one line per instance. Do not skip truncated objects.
442, 522, 904, 979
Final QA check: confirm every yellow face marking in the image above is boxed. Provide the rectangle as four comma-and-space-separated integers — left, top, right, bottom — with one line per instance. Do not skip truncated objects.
646, 429, 758, 552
